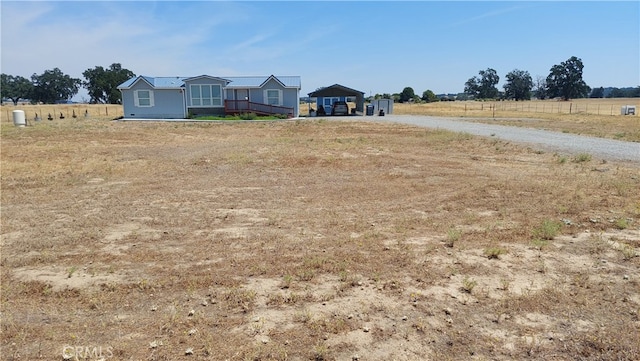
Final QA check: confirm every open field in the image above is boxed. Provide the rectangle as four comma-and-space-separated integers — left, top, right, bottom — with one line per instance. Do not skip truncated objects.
3, 98, 639, 141
1, 116, 639, 360
1, 104, 124, 124
394, 98, 640, 142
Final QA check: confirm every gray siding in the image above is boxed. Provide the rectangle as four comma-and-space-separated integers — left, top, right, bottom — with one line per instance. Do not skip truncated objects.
122, 81, 185, 119
248, 78, 300, 117
185, 77, 227, 112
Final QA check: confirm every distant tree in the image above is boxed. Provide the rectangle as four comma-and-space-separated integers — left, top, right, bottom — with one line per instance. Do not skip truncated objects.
399, 87, 416, 103
503, 69, 532, 101
606, 87, 640, 98
421, 89, 438, 103
533, 75, 548, 100
590, 86, 605, 98
31, 68, 81, 104
606, 88, 626, 98
83, 63, 135, 104
465, 68, 500, 99
546, 56, 590, 100
381, 93, 392, 100
1, 74, 34, 105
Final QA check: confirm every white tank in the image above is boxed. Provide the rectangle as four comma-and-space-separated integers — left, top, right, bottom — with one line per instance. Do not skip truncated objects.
12, 110, 26, 127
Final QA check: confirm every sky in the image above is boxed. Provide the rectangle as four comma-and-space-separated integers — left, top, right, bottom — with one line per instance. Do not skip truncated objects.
1, 1, 639, 101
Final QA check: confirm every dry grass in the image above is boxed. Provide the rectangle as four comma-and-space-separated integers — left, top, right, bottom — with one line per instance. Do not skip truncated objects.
1, 104, 124, 124
394, 98, 640, 142
1, 112, 639, 360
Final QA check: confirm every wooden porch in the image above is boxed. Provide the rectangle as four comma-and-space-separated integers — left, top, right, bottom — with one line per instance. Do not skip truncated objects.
224, 100, 294, 117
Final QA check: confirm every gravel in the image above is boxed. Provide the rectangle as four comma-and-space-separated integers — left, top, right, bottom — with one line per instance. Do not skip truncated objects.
370, 115, 640, 164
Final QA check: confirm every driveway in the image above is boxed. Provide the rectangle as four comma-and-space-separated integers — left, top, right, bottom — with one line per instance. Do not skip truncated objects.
365, 114, 640, 165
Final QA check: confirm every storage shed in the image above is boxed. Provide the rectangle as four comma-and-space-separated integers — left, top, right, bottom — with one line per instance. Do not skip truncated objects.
308, 84, 365, 115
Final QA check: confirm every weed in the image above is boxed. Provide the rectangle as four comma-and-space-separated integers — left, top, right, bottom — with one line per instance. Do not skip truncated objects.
461, 277, 477, 294
614, 218, 630, 230
446, 227, 461, 248
238, 112, 257, 120
499, 278, 510, 291
536, 259, 547, 274
587, 234, 608, 255
67, 266, 77, 278
313, 342, 329, 361
294, 309, 312, 324
296, 269, 315, 282
573, 153, 592, 163
533, 219, 562, 240
280, 274, 293, 289
484, 246, 506, 259
620, 244, 638, 260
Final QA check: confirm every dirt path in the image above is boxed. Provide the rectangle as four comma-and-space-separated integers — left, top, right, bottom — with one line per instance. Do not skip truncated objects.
370, 115, 640, 164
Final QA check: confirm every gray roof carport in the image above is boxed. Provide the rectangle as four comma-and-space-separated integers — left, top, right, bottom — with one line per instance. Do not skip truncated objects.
308, 84, 366, 114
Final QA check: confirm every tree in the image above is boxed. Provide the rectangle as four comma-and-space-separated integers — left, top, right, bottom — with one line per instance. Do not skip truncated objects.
465, 68, 500, 99
545, 56, 590, 100
83, 63, 135, 104
399, 87, 416, 103
31, 68, 81, 104
590, 86, 604, 98
503, 69, 533, 101
1, 74, 34, 105
607, 88, 626, 98
421, 89, 438, 103
533, 75, 548, 100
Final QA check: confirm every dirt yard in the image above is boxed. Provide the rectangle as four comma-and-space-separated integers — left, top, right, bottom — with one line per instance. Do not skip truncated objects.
1, 114, 639, 360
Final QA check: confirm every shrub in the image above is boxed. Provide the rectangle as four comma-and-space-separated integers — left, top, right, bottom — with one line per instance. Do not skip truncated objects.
533, 219, 562, 240
446, 227, 461, 247
484, 246, 506, 259
573, 153, 592, 163
239, 112, 257, 120
461, 277, 477, 294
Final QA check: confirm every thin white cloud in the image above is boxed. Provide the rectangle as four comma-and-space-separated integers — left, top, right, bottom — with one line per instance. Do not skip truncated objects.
448, 4, 531, 28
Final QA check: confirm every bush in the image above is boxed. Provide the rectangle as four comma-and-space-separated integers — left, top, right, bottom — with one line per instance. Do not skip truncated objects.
533, 219, 562, 240
238, 112, 257, 120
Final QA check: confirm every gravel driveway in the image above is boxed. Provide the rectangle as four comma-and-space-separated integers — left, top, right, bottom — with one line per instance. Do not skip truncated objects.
366, 114, 640, 165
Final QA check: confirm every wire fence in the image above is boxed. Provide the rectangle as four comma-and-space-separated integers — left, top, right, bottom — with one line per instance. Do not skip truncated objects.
1, 104, 124, 123
490, 101, 636, 116
397, 99, 639, 117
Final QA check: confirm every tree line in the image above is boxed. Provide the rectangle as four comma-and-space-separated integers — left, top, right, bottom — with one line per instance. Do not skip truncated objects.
389, 56, 639, 104
1, 63, 135, 105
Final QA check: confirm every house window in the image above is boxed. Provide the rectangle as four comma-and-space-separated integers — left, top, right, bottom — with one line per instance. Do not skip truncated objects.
134, 90, 154, 107
264, 89, 282, 106
190, 84, 222, 107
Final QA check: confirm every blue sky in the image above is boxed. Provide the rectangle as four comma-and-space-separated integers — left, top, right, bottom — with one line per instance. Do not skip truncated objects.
1, 1, 638, 101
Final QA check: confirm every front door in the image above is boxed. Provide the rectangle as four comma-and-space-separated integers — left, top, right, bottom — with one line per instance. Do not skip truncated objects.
236, 89, 249, 101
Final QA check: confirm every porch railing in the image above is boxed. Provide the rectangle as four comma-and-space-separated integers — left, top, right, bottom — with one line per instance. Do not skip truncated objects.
224, 100, 293, 117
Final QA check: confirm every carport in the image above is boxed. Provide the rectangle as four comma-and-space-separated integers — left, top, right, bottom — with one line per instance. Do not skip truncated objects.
308, 84, 365, 115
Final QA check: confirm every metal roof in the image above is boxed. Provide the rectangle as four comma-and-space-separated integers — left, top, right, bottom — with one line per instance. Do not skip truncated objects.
225, 75, 301, 89
119, 75, 300, 89
308, 84, 365, 97
118, 76, 186, 89
151, 77, 187, 88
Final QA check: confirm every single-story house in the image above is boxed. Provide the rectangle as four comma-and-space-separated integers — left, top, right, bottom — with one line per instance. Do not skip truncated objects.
307, 84, 365, 115
117, 74, 301, 119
